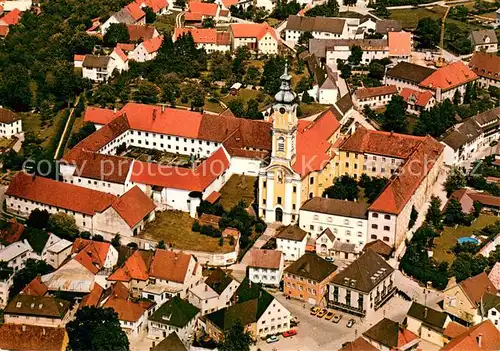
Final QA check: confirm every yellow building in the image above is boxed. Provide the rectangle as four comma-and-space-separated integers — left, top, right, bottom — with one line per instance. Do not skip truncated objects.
258, 65, 341, 225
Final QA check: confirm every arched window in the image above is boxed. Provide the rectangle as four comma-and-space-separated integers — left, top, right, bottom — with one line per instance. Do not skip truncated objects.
277, 136, 285, 152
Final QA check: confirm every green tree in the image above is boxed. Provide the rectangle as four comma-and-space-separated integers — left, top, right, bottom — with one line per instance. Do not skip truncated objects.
69, 122, 97, 148
348, 45, 363, 66
260, 56, 286, 95
414, 100, 456, 137
368, 61, 385, 80
219, 321, 253, 351
66, 307, 129, 351
202, 17, 215, 28
133, 81, 160, 104
450, 252, 488, 282
374, 3, 390, 18
444, 199, 465, 226
415, 17, 441, 48
159, 73, 181, 106
47, 213, 79, 240
340, 63, 351, 79
425, 196, 443, 230
228, 99, 245, 117
453, 89, 462, 105
305, 0, 339, 17
191, 87, 205, 111
246, 99, 261, 119
409, 205, 418, 229
10, 259, 53, 298
243, 67, 261, 86
103, 23, 130, 46
323, 175, 359, 201
298, 31, 313, 46
157, 240, 166, 249
26, 209, 50, 229
382, 95, 408, 132
111, 234, 121, 247
143, 6, 157, 23
92, 84, 117, 107
444, 166, 466, 197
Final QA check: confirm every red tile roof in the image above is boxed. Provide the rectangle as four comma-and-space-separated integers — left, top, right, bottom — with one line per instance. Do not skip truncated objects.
116, 43, 135, 52
469, 52, 500, 82
216, 31, 230, 45
21, 276, 48, 296
230, 23, 278, 41
0, 108, 21, 124
221, 0, 238, 7
83, 106, 116, 125
111, 186, 156, 228
108, 250, 149, 282
0, 324, 68, 351
205, 191, 221, 204
355, 85, 398, 100
113, 47, 128, 62
73, 54, 85, 62
125, 2, 146, 21
135, 0, 168, 13
174, 27, 217, 43
102, 295, 153, 322
80, 283, 104, 308
188, 1, 217, 16
458, 272, 497, 305
441, 320, 500, 351
71, 239, 112, 274
142, 35, 163, 53
248, 249, 282, 269
443, 321, 468, 339
0, 25, 9, 37
149, 250, 193, 283
126, 24, 157, 42
388, 31, 411, 56
74, 113, 130, 152
419, 61, 478, 92
0, 8, 21, 26
400, 88, 434, 107
184, 11, 203, 21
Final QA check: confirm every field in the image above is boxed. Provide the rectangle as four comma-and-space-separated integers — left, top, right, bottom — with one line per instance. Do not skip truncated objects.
139, 210, 236, 253
432, 214, 498, 263
21, 109, 69, 153
154, 11, 181, 34
219, 174, 256, 210
389, 6, 448, 29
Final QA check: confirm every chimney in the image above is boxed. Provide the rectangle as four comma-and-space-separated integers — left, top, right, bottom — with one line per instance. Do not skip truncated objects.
42, 328, 46, 336
424, 307, 428, 319
22, 325, 26, 332
153, 109, 156, 121
113, 107, 117, 113
477, 334, 482, 348
161, 104, 165, 113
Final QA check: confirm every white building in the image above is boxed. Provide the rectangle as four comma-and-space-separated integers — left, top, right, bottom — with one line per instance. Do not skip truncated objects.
174, 28, 230, 54
275, 225, 307, 262
101, 2, 146, 35
187, 268, 240, 315
247, 249, 284, 286
0, 240, 35, 272
130, 36, 163, 62
353, 85, 398, 110
324, 39, 388, 66
0, 267, 14, 308
285, 16, 349, 46
480, 292, 500, 331
470, 30, 498, 53
400, 88, 435, 115
81, 55, 114, 82
299, 197, 369, 250
229, 23, 279, 55
41, 234, 72, 269
0, 108, 22, 139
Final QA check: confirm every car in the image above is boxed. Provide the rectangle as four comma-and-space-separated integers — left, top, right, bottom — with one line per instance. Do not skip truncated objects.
325, 311, 335, 320
347, 319, 356, 328
266, 335, 279, 343
310, 307, 320, 315
332, 314, 343, 323
317, 308, 328, 318
282, 329, 297, 337
324, 256, 335, 262
290, 316, 300, 327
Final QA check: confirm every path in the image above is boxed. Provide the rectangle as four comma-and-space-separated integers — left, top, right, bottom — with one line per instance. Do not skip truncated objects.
175, 11, 183, 28
53, 96, 80, 160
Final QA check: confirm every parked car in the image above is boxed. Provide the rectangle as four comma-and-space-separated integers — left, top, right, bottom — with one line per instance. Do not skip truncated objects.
325, 256, 335, 262
332, 314, 343, 323
317, 308, 328, 318
290, 316, 300, 327
283, 329, 297, 337
266, 335, 279, 343
325, 311, 335, 320
347, 319, 356, 328
310, 307, 320, 315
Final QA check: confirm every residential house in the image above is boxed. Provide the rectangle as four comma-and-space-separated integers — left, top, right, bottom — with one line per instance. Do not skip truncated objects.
442, 321, 469, 345
469, 52, 500, 88
406, 302, 451, 347
247, 249, 284, 286
275, 225, 308, 261
0, 240, 35, 272
188, 268, 240, 315
353, 85, 398, 110
284, 16, 349, 46
135, 0, 169, 15
127, 24, 159, 42
20, 276, 48, 296
151, 332, 187, 351
375, 19, 402, 37
480, 231, 500, 258
184, 1, 230, 25
324, 39, 389, 66
480, 292, 500, 331
110, 47, 129, 72
130, 35, 163, 62
299, 197, 369, 250
205, 278, 291, 341
328, 250, 395, 318
41, 234, 72, 268
470, 30, 498, 53
81, 55, 113, 82
400, 88, 435, 115
388, 31, 412, 62
362, 318, 419, 351
315, 228, 336, 257
441, 320, 500, 351
339, 337, 378, 351
284, 252, 338, 305
362, 239, 393, 260
0, 107, 23, 138
0, 266, 13, 308
443, 272, 497, 324
318, 70, 339, 105
148, 296, 200, 343
229, 23, 279, 55
447, 188, 500, 216
4, 295, 71, 327
101, 2, 145, 35
0, 324, 69, 351
489, 262, 500, 291
174, 28, 230, 53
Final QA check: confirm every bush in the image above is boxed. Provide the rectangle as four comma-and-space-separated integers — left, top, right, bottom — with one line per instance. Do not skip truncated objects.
92, 234, 104, 242
199, 225, 222, 238
255, 222, 266, 233
192, 221, 201, 232
127, 242, 138, 249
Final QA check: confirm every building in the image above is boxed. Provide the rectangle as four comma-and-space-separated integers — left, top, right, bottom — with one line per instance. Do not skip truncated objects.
151, 332, 187, 351
284, 252, 337, 305
101, 2, 145, 34
247, 249, 284, 286
174, 28, 230, 53
229, 23, 279, 55
362, 239, 393, 260
489, 262, 500, 291
205, 278, 291, 341
0, 240, 34, 272
275, 225, 308, 261
135, 0, 170, 15
41, 234, 72, 268
470, 29, 498, 53
324, 39, 389, 66
385, 62, 435, 92
440, 107, 500, 166
184, 0, 230, 25
441, 320, 500, 351
130, 35, 163, 62
328, 250, 395, 318
21, 276, 48, 296
388, 31, 412, 62
299, 197, 369, 250
353, 85, 398, 110
0, 266, 14, 308
469, 52, 500, 88
375, 19, 402, 36
362, 318, 419, 351
400, 88, 435, 115
406, 302, 451, 347
6, 173, 156, 237
339, 337, 378, 351
148, 296, 200, 343
0, 107, 22, 138
0, 8, 21, 27
0, 324, 69, 351
443, 272, 497, 324
258, 66, 342, 225
480, 292, 500, 331
285, 16, 349, 46
81, 55, 123, 82
4, 295, 71, 327
188, 268, 240, 315
447, 188, 500, 216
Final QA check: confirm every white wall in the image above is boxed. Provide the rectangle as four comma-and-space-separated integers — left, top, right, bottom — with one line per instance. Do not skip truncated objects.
0, 119, 22, 138
276, 237, 306, 261
256, 298, 291, 337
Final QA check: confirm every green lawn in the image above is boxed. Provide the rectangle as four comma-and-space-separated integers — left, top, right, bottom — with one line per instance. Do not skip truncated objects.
300, 103, 329, 117
389, 6, 448, 30
433, 215, 499, 263
219, 174, 256, 211
139, 210, 235, 253
154, 11, 181, 34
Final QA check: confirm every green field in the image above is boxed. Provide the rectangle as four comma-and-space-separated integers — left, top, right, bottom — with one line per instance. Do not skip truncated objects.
219, 174, 256, 211
389, 6, 448, 29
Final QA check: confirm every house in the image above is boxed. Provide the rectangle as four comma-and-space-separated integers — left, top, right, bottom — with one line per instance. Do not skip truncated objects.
4, 295, 71, 327
440, 106, 500, 167
0, 265, 14, 308
6, 174, 156, 238
0, 107, 23, 138
135, 0, 169, 15
41, 233, 72, 268
21, 276, 48, 296
299, 197, 369, 250
362, 239, 393, 260
388, 31, 412, 62
101, 2, 146, 35
353, 85, 398, 110
0, 240, 35, 272
443, 272, 497, 324
0, 324, 69, 351
127, 24, 159, 42
400, 88, 435, 115
323, 39, 389, 66
229, 23, 279, 55
73, 54, 85, 68
184, 1, 229, 25
406, 302, 451, 347
447, 188, 500, 215
315, 228, 336, 257
470, 30, 498, 53
148, 296, 200, 343
275, 225, 308, 261
284, 252, 337, 305
247, 249, 284, 286
284, 16, 349, 46
110, 47, 129, 72
318, 69, 339, 105
174, 28, 230, 53
489, 262, 500, 291
130, 35, 163, 62
205, 278, 291, 341
188, 268, 240, 315
441, 320, 500, 351
375, 19, 402, 36
328, 250, 395, 318
469, 52, 500, 88
339, 337, 378, 351
0, 8, 21, 26
151, 332, 187, 351
81, 55, 113, 82
479, 292, 500, 331
362, 318, 419, 351
385, 62, 435, 92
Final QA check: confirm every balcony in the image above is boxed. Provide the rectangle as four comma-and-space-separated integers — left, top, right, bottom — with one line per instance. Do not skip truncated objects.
327, 300, 366, 317
374, 286, 397, 310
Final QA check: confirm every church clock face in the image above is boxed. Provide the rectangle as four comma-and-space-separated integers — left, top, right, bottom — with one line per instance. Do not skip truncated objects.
279, 107, 286, 114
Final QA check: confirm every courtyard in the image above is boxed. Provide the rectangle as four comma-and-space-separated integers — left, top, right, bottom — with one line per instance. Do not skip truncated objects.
219, 174, 256, 210
124, 146, 193, 167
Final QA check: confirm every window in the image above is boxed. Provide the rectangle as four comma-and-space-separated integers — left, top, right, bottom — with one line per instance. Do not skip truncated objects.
309, 225, 314, 230
310, 177, 314, 185
383, 236, 390, 242
372, 213, 379, 218
371, 224, 378, 229
313, 215, 319, 220
277, 136, 285, 152
263, 181, 267, 188
293, 186, 297, 193
384, 214, 391, 220
345, 162, 349, 168
277, 197, 282, 205
344, 219, 350, 225
371, 234, 377, 239
384, 226, 390, 231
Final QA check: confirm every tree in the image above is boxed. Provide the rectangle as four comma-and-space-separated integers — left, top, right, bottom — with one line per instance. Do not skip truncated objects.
425, 196, 443, 230
228, 99, 245, 117
415, 17, 441, 48
157, 240, 166, 249
298, 31, 313, 46
323, 175, 359, 201
69, 122, 96, 148
374, 3, 390, 18
47, 213, 79, 240
219, 321, 253, 351
409, 205, 418, 229
368, 61, 385, 80
382, 95, 408, 132
348, 45, 363, 66
450, 252, 488, 282
444, 199, 465, 226
202, 17, 215, 28
260, 56, 286, 95
10, 259, 53, 298
453, 89, 462, 105
191, 87, 205, 111
340, 63, 351, 79
66, 307, 129, 351
111, 234, 121, 247
133, 81, 160, 104
243, 67, 261, 86
143, 6, 157, 23
92, 84, 117, 107
103, 23, 130, 46
414, 100, 456, 137
444, 166, 466, 196
246, 99, 261, 119
26, 209, 50, 229
305, 0, 339, 17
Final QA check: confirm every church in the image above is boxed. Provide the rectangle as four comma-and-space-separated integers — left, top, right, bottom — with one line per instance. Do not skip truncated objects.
258, 65, 342, 225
